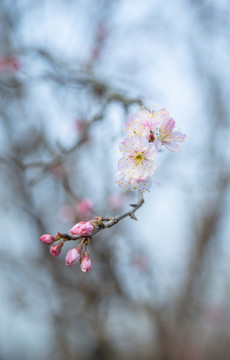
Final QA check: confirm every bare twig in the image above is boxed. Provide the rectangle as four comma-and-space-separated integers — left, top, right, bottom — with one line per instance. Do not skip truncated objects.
60, 191, 144, 243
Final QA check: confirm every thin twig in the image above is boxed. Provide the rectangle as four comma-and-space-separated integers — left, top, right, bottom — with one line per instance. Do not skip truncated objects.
61, 191, 144, 242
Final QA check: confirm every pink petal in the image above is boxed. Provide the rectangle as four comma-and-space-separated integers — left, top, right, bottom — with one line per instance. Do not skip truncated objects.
164, 141, 180, 152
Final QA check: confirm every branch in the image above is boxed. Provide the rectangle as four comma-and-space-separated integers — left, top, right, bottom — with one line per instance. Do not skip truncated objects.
61, 191, 144, 243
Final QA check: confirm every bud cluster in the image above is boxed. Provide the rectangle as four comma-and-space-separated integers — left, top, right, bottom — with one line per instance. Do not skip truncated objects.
40, 218, 102, 273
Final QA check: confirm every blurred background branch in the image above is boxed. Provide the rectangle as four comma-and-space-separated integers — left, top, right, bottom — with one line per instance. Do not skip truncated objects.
0, 1, 230, 360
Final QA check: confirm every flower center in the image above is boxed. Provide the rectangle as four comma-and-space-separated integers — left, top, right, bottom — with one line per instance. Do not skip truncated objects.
135, 153, 144, 165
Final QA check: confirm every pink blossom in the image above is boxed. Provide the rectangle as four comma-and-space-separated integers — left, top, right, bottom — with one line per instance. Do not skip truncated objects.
155, 118, 186, 152
58, 205, 76, 223
124, 108, 164, 140
115, 107, 186, 191
124, 107, 186, 151
115, 135, 157, 192
132, 255, 150, 271
65, 247, 82, 266
7, 56, 21, 71
74, 118, 91, 142
88, 22, 108, 65
80, 251, 92, 272
70, 221, 94, 236
40, 234, 55, 245
50, 242, 63, 257
75, 118, 86, 133
107, 193, 124, 211
91, 46, 101, 62
0, 56, 21, 72
96, 22, 109, 43
124, 110, 153, 139
76, 199, 93, 220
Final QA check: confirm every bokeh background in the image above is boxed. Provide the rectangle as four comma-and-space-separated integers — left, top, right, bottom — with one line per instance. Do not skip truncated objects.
1, 0, 230, 359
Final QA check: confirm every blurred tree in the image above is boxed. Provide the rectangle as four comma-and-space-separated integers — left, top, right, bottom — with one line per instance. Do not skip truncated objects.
0, 1, 230, 360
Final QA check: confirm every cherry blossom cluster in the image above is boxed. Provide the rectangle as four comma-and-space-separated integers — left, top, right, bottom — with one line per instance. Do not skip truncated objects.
40, 107, 186, 273
40, 218, 102, 272
115, 107, 186, 192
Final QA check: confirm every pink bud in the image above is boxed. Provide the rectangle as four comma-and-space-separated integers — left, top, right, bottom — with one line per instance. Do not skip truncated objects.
65, 247, 81, 266
81, 251, 92, 272
91, 46, 100, 61
69, 221, 85, 235
97, 22, 108, 42
8, 56, 21, 71
40, 234, 55, 245
0, 56, 21, 72
50, 242, 63, 257
75, 118, 86, 133
107, 193, 124, 211
76, 199, 93, 220
58, 205, 76, 223
132, 255, 150, 271
70, 221, 94, 236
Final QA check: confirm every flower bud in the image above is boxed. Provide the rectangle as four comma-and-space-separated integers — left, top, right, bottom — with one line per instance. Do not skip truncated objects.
76, 199, 93, 220
65, 247, 82, 266
50, 242, 63, 257
80, 250, 92, 272
70, 221, 94, 236
40, 234, 55, 245
107, 193, 124, 211
58, 205, 76, 223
